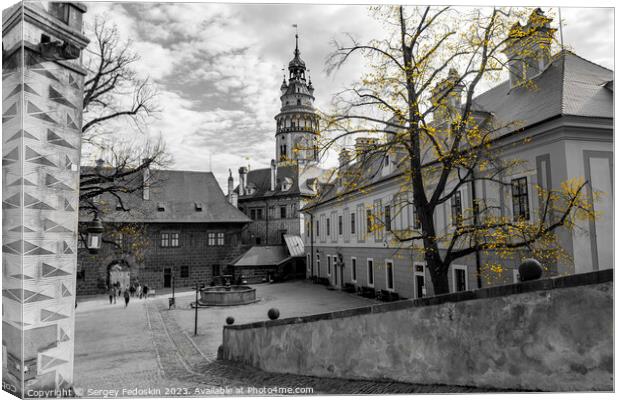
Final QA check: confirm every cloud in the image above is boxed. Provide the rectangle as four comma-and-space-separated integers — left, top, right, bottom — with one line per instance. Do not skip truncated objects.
82, 3, 613, 190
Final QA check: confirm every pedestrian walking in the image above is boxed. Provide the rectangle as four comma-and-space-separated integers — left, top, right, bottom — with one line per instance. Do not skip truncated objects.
143, 285, 149, 299
108, 286, 115, 304
129, 284, 136, 298
124, 290, 130, 308
136, 284, 142, 299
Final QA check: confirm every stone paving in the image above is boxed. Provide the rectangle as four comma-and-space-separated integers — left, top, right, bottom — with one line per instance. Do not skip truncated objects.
74, 281, 494, 396
169, 281, 382, 357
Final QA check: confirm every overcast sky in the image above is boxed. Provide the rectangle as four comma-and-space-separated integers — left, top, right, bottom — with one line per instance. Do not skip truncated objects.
82, 1, 614, 190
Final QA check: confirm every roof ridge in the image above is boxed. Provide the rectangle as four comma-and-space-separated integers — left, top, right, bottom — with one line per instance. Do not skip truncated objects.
559, 50, 567, 115
559, 49, 614, 73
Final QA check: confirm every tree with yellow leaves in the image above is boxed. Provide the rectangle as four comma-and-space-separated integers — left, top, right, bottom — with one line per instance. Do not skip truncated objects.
319, 6, 597, 294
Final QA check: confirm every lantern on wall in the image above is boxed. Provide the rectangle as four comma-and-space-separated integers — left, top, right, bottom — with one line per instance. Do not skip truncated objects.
86, 217, 104, 254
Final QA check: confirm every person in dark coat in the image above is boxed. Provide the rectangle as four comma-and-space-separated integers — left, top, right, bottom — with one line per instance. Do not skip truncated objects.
142, 285, 149, 299
124, 290, 130, 308
108, 286, 116, 304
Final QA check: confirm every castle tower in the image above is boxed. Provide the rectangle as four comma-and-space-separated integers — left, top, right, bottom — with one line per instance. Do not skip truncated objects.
275, 33, 319, 166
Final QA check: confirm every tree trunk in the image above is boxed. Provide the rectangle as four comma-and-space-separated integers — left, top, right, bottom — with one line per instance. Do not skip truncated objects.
421, 233, 450, 295
428, 260, 450, 295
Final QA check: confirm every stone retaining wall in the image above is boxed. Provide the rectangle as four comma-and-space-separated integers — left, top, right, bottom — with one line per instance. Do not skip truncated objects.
222, 270, 613, 391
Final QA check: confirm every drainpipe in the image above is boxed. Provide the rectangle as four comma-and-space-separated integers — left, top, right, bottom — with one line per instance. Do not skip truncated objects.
471, 173, 482, 289
265, 200, 269, 245
309, 211, 315, 277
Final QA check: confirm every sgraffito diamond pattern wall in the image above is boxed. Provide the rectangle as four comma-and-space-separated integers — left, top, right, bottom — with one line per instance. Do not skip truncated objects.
2, 44, 84, 394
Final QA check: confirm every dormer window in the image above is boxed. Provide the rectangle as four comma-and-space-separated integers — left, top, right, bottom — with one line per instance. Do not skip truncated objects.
157, 202, 166, 212
195, 202, 203, 211
382, 155, 392, 176
115, 202, 123, 211
281, 177, 293, 191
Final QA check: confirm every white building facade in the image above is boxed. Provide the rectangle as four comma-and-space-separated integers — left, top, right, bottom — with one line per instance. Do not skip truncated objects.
302, 49, 613, 298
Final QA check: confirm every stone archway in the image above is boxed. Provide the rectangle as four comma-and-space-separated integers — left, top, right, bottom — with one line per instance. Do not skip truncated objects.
107, 260, 131, 290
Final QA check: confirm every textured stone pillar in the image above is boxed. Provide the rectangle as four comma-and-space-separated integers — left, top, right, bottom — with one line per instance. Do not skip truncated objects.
2, 2, 88, 396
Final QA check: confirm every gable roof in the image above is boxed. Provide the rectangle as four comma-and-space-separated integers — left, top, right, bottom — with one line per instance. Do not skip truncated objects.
81, 168, 251, 224
229, 245, 290, 267
236, 165, 301, 199
306, 51, 613, 211
303, 150, 404, 210
472, 51, 613, 136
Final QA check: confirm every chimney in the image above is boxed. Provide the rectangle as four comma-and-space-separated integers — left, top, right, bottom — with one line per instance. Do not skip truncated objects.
238, 166, 248, 196
270, 159, 277, 191
142, 158, 150, 201
431, 68, 465, 124
431, 68, 464, 109
338, 148, 351, 167
230, 192, 238, 208
503, 8, 556, 88
354, 137, 378, 158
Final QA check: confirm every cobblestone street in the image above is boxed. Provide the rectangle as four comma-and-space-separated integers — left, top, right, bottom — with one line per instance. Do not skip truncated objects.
74, 282, 491, 396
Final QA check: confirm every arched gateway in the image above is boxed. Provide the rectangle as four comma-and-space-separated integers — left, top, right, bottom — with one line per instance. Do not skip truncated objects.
107, 260, 131, 289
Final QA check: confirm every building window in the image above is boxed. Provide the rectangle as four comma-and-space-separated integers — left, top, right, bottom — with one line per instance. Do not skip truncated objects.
453, 266, 468, 292
157, 202, 166, 212
217, 232, 225, 246
366, 209, 372, 233
160, 232, 170, 247
326, 218, 330, 236
351, 257, 357, 282
280, 206, 287, 219
511, 177, 530, 221
250, 208, 264, 220
384, 205, 391, 232
195, 202, 203, 211
367, 259, 374, 286
316, 253, 320, 276
412, 205, 421, 229
350, 213, 356, 234
386, 260, 394, 290
160, 232, 178, 247
208, 232, 216, 246
513, 269, 520, 283
316, 220, 320, 237
180, 265, 189, 278
338, 215, 343, 235
115, 232, 123, 248
212, 264, 220, 277
451, 191, 462, 226
170, 232, 179, 247
327, 255, 331, 276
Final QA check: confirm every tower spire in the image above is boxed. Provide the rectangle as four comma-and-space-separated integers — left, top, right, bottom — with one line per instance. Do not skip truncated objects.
292, 24, 299, 57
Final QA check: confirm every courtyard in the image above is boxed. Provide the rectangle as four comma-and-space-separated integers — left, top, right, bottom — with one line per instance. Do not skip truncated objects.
73, 281, 486, 395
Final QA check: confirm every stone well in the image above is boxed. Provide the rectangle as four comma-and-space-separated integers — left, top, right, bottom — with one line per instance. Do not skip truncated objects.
199, 285, 257, 306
